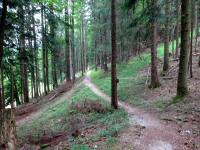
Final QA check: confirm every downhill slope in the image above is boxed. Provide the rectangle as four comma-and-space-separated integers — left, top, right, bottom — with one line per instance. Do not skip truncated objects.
90, 45, 200, 149
85, 72, 187, 150
16, 79, 128, 150
16, 42, 200, 149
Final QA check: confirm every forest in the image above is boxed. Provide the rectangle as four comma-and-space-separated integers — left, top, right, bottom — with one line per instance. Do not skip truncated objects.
0, 0, 200, 149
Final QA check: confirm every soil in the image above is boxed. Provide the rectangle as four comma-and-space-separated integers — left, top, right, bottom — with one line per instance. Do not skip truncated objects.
15, 54, 200, 149
139, 54, 200, 149
16, 79, 108, 150
84, 71, 196, 150
15, 81, 74, 126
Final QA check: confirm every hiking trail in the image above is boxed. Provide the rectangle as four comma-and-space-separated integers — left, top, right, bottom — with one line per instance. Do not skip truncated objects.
84, 71, 186, 150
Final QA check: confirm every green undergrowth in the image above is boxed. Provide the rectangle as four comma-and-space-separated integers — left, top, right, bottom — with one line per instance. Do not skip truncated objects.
91, 43, 175, 111
91, 55, 149, 106
17, 84, 128, 149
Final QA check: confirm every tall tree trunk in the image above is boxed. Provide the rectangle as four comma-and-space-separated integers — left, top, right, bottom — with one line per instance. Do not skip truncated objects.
198, 1, 200, 67
177, 0, 190, 97
71, 0, 76, 82
150, 0, 160, 88
175, 0, 180, 58
83, 28, 87, 72
1, 63, 5, 110
0, 0, 8, 111
195, 3, 199, 53
65, 0, 71, 81
19, 6, 29, 103
111, 0, 118, 109
50, 4, 58, 89
29, 38, 36, 98
41, 4, 47, 95
0, 0, 8, 66
81, 13, 84, 76
10, 64, 14, 109
0, 109, 16, 149
189, 0, 195, 78
32, 6, 39, 98
44, 11, 50, 93
163, 0, 170, 73
0, 78, 2, 112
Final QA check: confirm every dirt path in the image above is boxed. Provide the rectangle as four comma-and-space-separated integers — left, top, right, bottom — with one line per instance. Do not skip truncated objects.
84, 72, 187, 150
16, 81, 82, 126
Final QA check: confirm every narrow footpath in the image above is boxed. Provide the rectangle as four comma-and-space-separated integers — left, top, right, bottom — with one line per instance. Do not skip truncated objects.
84, 72, 187, 150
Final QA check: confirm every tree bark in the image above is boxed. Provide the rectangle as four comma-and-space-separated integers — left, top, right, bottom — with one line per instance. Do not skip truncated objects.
65, 0, 71, 82
41, 4, 47, 95
10, 64, 14, 109
32, 6, 39, 98
0, 109, 16, 150
19, 6, 29, 103
150, 0, 160, 88
49, 4, 58, 89
0, 0, 8, 66
163, 0, 170, 72
177, 0, 190, 97
111, 0, 118, 109
44, 10, 50, 93
71, 0, 76, 82
0, 64, 5, 110
0, 0, 8, 110
175, 0, 180, 58
189, 0, 195, 78
194, 3, 199, 53
81, 13, 84, 76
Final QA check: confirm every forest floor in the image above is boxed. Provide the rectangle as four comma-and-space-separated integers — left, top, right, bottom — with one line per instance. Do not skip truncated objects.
16, 78, 128, 149
85, 72, 186, 150
16, 44, 200, 150
90, 49, 200, 149
15, 81, 75, 126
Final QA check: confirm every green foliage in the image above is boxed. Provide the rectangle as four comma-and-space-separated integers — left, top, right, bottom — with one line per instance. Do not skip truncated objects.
91, 41, 175, 110
71, 145, 90, 150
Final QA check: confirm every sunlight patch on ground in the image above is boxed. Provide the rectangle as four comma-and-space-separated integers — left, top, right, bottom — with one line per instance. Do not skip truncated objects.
149, 141, 173, 150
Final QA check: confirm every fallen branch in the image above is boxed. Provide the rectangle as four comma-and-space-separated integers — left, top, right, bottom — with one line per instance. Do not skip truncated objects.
161, 117, 175, 122
49, 92, 58, 101
161, 76, 177, 80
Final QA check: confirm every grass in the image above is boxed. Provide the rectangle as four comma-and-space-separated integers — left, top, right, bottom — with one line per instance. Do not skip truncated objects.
90, 42, 175, 111
17, 84, 128, 149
